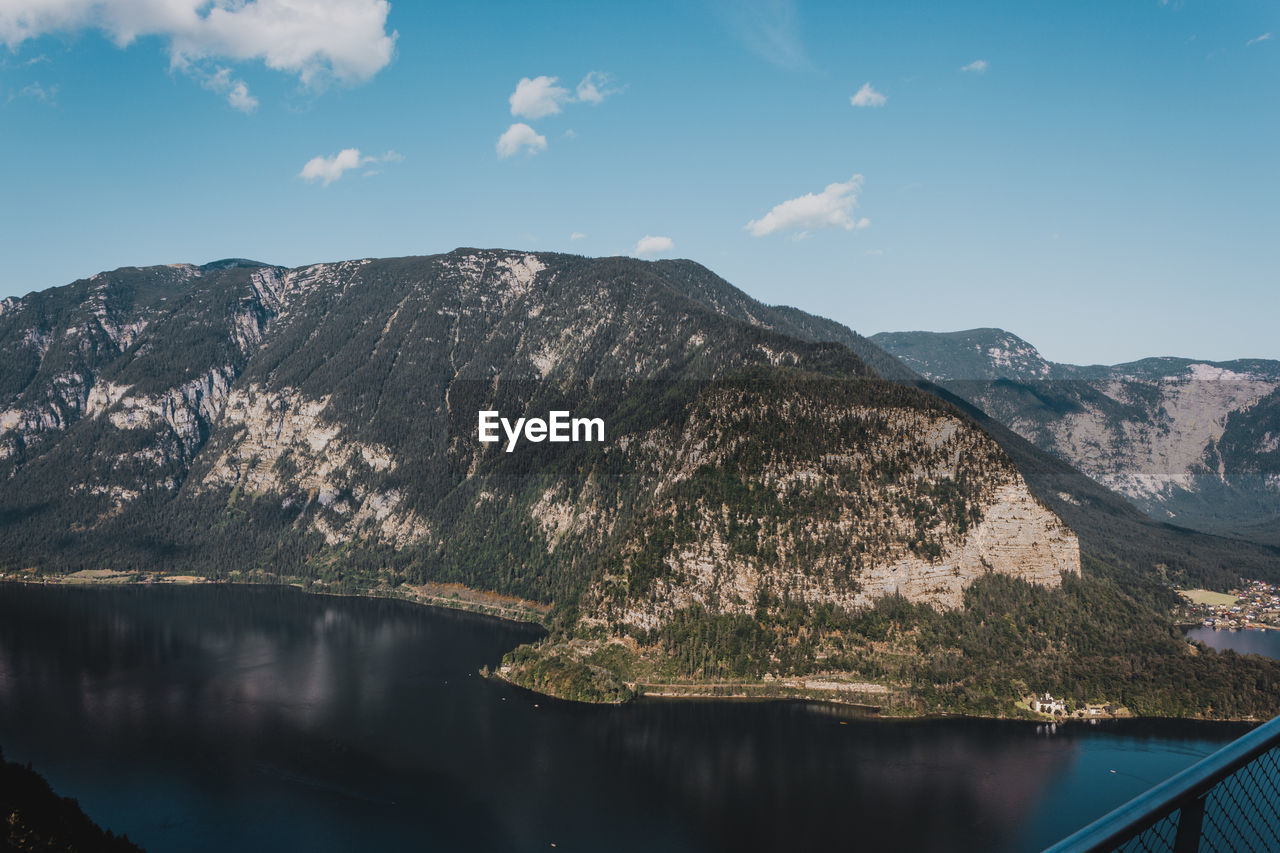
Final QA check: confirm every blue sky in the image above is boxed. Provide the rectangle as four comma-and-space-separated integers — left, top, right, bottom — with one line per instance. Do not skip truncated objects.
1, 1, 1275, 365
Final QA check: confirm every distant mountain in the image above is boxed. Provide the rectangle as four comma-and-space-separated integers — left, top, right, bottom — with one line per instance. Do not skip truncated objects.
872, 329, 1280, 545
872, 328, 1056, 383
2, 252, 1279, 717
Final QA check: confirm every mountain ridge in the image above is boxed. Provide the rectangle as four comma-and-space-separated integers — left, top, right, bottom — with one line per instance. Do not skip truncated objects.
3, 251, 1279, 717
872, 328, 1280, 545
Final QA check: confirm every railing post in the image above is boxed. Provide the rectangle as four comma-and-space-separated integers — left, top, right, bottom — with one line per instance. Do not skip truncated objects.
1173, 795, 1205, 853
1044, 716, 1280, 853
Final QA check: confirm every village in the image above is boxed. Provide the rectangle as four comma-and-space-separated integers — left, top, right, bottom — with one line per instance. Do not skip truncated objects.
1180, 580, 1280, 630
1020, 691, 1125, 720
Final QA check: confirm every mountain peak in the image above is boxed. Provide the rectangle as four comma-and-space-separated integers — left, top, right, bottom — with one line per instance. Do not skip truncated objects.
870, 328, 1052, 382
198, 258, 273, 272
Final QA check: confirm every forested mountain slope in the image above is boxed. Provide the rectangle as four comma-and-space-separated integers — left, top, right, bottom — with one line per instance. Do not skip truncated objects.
3, 251, 1278, 716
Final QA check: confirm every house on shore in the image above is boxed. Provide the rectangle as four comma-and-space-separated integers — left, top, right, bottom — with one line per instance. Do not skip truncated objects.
1032, 693, 1067, 715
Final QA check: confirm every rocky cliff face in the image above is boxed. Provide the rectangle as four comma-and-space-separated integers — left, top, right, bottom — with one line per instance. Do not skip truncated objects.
0, 262, 303, 511
193, 384, 430, 547
872, 328, 1280, 542
577, 384, 1077, 637
859, 483, 1079, 607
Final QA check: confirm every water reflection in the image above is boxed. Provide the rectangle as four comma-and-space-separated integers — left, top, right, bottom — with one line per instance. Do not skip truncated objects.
0, 584, 1248, 852
1186, 626, 1280, 660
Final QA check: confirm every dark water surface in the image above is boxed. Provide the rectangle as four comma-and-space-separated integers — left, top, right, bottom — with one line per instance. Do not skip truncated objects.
0, 584, 1255, 852
1186, 625, 1280, 659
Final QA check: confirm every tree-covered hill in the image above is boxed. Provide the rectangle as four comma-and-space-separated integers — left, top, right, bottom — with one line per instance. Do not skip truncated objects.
2, 250, 1278, 717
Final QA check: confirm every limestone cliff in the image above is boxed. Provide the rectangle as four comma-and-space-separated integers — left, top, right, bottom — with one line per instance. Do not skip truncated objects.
871, 328, 1280, 542
561, 376, 1079, 650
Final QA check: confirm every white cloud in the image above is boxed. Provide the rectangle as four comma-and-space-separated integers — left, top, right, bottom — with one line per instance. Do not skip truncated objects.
570, 232, 587, 241
300, 147, 401, 185
301, 148, 361, 185
961, 59, 989, 73
198, 66, 257, 112
501, 71, 618, 156
849, 82, 886, 107
865, 248, 884, 256
1246, 32, 1272, 46
0, 53, 49, 69
632, 235, 674, 256
575, 71, 617, 104
10, 81, 57, 104
226, 80, 257, 111
509, 75, 570, 119
496, 123, 547, 158
745, 176, 869, 237
0, 0, 397, 99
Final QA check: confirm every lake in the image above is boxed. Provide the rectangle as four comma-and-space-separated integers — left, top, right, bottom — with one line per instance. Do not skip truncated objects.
1185, 625, 1280, 659
0, 584, 1261, 852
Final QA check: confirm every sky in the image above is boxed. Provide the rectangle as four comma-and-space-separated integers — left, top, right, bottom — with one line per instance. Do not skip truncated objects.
0, 0, 1276, 366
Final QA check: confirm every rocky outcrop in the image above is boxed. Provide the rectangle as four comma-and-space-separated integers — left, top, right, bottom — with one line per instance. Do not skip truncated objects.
857, 483, 1079, 609
579, 392, 1081, 634
1012, 366, 1277, 504
607, 473, 1080, 628
872, 328, 1280, 539
94, 369, 233, 454
0, 261, 293, 479
197, 385, 429, 547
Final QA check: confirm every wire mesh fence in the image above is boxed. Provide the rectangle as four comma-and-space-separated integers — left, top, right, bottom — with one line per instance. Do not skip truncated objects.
1046, 719, 1280, 853
1197, 745, 1280, 852
1110, 812, 1180, 853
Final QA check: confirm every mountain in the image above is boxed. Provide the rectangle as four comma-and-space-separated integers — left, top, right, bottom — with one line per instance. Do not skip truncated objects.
872, 328, 1280, 545
0, 253, 1062, 594
3, 251, 1279, 717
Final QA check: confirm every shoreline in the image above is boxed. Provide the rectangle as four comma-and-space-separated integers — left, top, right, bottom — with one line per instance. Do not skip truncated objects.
300, 581, 551, 627
0, 570, 552, 627
3, 572, 1272, 724
488, 668, 1270, 725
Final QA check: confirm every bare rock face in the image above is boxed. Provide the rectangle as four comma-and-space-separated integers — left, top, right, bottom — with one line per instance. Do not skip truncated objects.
871, 328, 1280, 540
607, 473, 1081, 626
858, 483, 1080, 609
196, 385, 430, 547
578, 390, 1082, 634
96, 369, 233, 452
0, 262, 296, 491
1011, 366, 1277, 505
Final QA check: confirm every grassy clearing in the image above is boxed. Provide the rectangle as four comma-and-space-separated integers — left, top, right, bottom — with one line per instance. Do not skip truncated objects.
62, 569, 134, 584
1179, 588, 1239, 607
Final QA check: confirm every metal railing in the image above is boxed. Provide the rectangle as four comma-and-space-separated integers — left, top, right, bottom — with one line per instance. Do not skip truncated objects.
1045, 715, 1280, 852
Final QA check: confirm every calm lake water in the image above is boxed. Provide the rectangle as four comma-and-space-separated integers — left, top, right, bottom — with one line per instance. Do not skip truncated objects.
0, 584, 1262, 852
1186, 625, 1280, 659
